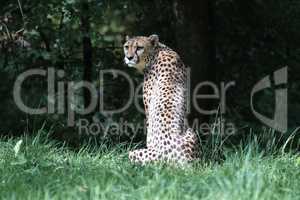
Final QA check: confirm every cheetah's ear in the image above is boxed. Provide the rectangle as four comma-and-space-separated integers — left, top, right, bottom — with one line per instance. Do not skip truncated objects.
149, 34, 159, 46
125, 35, 131, 41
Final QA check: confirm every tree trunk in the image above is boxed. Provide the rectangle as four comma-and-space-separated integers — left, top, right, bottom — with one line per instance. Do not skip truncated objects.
80, 2, 93, 109
173, 0, 216, 125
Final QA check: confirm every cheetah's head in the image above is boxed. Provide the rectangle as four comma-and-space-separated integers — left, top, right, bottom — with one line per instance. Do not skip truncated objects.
123, 34, 159, 72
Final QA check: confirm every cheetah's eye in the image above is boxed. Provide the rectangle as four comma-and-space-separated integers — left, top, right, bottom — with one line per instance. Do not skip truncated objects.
124, 45, 129, 50
137, 46, 144, 51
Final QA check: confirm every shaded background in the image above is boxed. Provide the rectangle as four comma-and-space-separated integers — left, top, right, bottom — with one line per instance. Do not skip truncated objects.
0, 0, 299, 148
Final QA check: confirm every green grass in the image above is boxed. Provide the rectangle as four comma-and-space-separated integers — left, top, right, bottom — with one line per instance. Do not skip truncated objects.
0, 132, 299, 200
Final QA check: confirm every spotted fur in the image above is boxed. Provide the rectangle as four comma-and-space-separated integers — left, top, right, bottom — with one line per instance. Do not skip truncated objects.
124, 34, 199, 165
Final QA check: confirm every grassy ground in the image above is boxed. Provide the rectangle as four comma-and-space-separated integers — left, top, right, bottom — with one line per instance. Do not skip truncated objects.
0, 133, 299, 200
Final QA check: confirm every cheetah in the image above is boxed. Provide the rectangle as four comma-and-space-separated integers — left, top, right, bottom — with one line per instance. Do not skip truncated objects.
123, 34, 199, 165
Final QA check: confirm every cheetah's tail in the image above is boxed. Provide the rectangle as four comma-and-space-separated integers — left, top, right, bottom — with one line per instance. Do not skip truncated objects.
184, 128, 201, 158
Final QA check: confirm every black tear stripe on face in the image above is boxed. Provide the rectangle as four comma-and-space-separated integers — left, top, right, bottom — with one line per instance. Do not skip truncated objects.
135, 51, 140, 63
134, 42, 140, 64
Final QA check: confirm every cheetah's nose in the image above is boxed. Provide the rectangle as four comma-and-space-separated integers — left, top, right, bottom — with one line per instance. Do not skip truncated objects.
127, 56, 134, 61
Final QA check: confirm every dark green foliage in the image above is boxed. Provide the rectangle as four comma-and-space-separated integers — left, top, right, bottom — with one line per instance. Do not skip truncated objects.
0, 0, 299, 147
